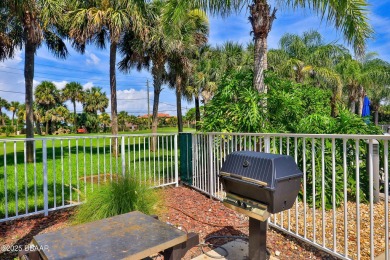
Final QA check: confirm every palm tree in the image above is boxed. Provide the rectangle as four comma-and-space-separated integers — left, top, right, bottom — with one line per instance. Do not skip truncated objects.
164, 3, 209, 132
119, 0, 168, 149
66, 0, 147, 155
62, 82, 84, 132
83, 87, 109, 115
117, 111, 129, 132
99, 112, 111, 132
186, 0, 372, 95
9, 101, 20, 133
268, 31, 349, 117
34, 81, 62, 135
0, 97, 9, 126
1, 0, 68, 161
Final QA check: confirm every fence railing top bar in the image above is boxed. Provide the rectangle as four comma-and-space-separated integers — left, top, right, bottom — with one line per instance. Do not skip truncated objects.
0, 133, 178, 142
199, 132, 390, 140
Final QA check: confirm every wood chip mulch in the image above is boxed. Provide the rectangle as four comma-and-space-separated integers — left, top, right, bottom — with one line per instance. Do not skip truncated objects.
1, 186, 337, 260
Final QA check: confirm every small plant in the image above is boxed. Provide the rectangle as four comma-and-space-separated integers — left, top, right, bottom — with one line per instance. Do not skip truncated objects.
72, 176, 163, 224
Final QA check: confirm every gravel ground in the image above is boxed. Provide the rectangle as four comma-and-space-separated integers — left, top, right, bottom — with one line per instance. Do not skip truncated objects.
1, 186, 339, 260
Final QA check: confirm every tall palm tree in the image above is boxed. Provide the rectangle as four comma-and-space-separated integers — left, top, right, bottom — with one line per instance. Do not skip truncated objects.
186, 0, 372, 95
0, 97, 9, 126
34, 81, 62, 134
164, 3, 209, 132
119, 0, 168, 149
9, 101, 20, 132
62, 82, 84, 132
66, 0, 147, 155
0, 0, 68, 161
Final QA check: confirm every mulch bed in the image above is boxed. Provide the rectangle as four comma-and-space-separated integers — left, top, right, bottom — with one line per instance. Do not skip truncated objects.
1, 185, 336, 260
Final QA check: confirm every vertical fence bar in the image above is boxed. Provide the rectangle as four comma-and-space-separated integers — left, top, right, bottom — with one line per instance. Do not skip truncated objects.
24, 141, 28, 214
33, 141, 37, 212
110, 138, 113, 182
83, 139, 86, 197
69, 139, 72, 203
384, 140, 389, 260
121, 136, 125, 177
294, 137, 298, 235
104, 138, 106, 182
355, 139, 360, 260
175, 134, 179, 187
90, 138, 93, 190
321, 138, 326, 247
76, 139, 79, 202
52, 140, 56, 208
303, 138, 307, 239
3, 141, 8, 218
368, 140, 374, 260
343, 139, 348, 257
209, 134, 214, 197
42, 140, 48, 216
312, 138, 316, 243
332, 138, 336, 251
97, 137, 100, 186
14, 141, 18, 216
144, 137, 146, 182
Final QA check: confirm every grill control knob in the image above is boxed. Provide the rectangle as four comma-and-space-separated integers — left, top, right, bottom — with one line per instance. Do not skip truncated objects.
241, 202, 247, 209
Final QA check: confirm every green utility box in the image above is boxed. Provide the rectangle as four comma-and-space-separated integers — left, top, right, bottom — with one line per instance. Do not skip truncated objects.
179, 133, 193, 185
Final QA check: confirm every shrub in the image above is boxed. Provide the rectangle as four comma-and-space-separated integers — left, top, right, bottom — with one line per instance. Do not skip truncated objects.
202, 68, 383, 209
72, 176, 163, 224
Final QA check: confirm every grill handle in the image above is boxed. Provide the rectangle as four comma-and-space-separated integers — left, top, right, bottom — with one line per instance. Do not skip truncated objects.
219, 172, 268, 187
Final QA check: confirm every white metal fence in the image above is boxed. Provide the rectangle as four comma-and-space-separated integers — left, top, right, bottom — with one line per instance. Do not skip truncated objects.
190, 132, 390, 260
0, 134, 178, 222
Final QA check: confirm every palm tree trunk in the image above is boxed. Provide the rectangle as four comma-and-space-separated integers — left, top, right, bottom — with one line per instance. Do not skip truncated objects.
73, 101, 77, 133
0, 108, 4, 126
110, 42, 118, 157
25, 38, 36, 163
176, 75, 183, 133
250, 0, 276, 94
374, 110, 379, 125
46, 120, 49, 135
195, 95, 200, 131
11, 112, 15, 127
357, 86, 364, 116
151, 61, 164, 151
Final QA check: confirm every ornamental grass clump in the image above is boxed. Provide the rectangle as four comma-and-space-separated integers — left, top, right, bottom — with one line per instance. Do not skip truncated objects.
72, 176, 162, 224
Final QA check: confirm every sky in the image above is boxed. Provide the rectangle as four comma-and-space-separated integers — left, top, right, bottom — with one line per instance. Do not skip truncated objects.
1, 0, 390, 118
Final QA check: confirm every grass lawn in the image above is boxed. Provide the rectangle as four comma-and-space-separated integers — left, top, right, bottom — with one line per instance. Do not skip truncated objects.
0, 127, 193, 219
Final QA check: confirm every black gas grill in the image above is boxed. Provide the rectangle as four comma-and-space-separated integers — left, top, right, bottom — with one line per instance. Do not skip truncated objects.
219, 151, 303, 259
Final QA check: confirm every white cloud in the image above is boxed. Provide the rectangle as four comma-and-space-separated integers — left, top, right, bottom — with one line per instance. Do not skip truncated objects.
83, 82, 94, 90
53, 80, 68, 89
86, 53, 100, 65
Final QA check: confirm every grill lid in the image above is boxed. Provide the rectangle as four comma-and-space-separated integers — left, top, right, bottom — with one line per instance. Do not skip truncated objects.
220, 151, 301, 190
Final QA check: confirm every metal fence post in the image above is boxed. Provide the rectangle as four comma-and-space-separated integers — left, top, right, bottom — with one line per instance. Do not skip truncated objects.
366, 139, 380, 203
121, 136, 125, 177
264, 137, 271, 153
42, 139, 48, 216
208, 134, 214, 197
174, 134, 179, 187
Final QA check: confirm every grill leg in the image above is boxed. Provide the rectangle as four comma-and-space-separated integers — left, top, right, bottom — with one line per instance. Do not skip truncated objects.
249, 217, 268, 260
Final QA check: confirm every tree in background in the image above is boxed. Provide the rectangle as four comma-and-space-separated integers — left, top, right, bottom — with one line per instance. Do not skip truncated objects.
9, 101, 20, 129
0, 97, 9, 126
34, 81, 62, 134
188, 0, 372, 97
99, 112, 111, 132
67, 0, 147, 155
83, 87, 109, 132
268, 31, 348, 117
0, 0, 68, 161
164, 1, 209, 132
62, 82, 84, 132
118, 111, 129, 132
